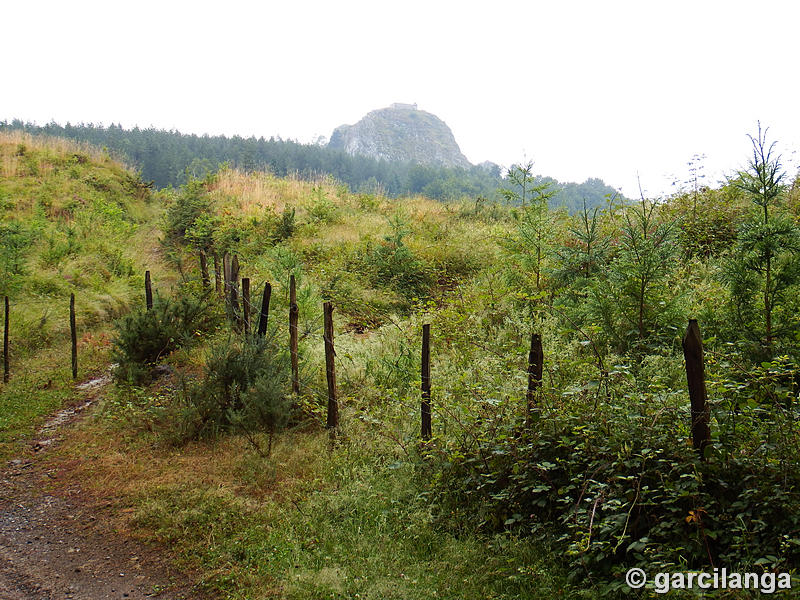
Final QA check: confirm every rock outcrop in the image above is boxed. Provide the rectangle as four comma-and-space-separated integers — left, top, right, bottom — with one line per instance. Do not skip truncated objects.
329, 103, 471, 168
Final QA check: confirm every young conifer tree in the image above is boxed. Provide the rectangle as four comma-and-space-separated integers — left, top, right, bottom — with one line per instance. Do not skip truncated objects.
500, 161, 557, 296
724, 124, 800, 353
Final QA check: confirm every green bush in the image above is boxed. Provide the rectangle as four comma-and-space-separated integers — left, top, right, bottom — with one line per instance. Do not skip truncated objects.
0, 220, 33, 296
163, 179, 214, 246
364, 218, 433, 301
306, 186, 339, 224
112, 293, 212, 383
432, 383, 800, 589
178, 335, 292, 447
98, 245, 135, 278
273, 206, 296, 241
39, 227, 82, 268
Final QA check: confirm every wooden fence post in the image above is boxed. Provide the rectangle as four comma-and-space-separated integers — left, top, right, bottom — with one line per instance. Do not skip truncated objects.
70, 293, 78, 380
289, 274, 300, 395
199, 252, 210, 291
144, 270, 153, 310
242, 277, 251, 335
257, 282, 271, 337
223, 252, 231, 289
222, 253, 233, 310
231, 255, 240, 283
213, 253, 222, 297
224, 254, 241, 327
323, 301, 339, 432
231, 255, 241, 326
421, 323, 432, 441
3, 296, 8, 383
682, 319, 711, 455
526, 333, 543, 423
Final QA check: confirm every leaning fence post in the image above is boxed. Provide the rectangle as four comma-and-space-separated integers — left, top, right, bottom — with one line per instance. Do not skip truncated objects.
323, 301, 339, 432
257, 282, 271, 337
70, 293, 78, 380
242, 277, 251, 335
682, 319, 711, 455
144, 270, 153, 310
3, 296, 9, 383
526, 333, 543, 424
289, 275, 300, 395
421, 323, 432, 441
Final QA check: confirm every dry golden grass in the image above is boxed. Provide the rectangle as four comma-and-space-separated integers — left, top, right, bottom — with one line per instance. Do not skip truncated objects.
202, 167, 464, 251
210, 169, 289, 214
209, 168, 347, 217
0, 130, 128, 177
1, 152, 21, 178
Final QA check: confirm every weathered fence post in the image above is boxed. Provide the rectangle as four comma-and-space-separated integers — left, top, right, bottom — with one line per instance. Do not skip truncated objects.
323, 301, 339, 432
289, 275, 300, 395
230, 255, 241, 327
199, 252, 210, 291
682, 319, 711, 455
213, 253, 222, 297
3, 296, 9, 383
70, 293, 78, 380
526, 333, 543, 423
421, 323, 432, 441
241, 277, 251, 335
144, 270, 153, 310
223, 252, 231, 289
257, 282, 271, 337
223, 254, 241, 327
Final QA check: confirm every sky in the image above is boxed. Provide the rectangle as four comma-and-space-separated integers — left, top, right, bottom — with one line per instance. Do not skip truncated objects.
3, 0, 799, 198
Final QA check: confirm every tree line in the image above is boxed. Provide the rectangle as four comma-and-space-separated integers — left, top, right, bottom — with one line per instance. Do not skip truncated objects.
0, 120, 622, 211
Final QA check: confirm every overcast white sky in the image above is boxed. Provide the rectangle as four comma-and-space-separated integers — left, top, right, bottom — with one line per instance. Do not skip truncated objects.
3, 0, 798, 197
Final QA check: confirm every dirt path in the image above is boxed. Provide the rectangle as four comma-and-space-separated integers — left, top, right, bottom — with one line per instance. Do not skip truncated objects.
0, 373, 203, 600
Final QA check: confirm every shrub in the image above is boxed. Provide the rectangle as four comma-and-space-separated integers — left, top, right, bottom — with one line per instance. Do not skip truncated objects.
431, 386, 800, 590
178, 335, 292, 448
273, 206, 296, 241
112, 293, 212, 383
163, 179, 214, 246
364, 218, 433, 301
0, 220, 32, 296
305, 186, 339, 224
39, 228, 82, 268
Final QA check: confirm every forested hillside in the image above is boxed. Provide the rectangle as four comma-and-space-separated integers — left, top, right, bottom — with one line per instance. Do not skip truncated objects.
0, 120, 623, 211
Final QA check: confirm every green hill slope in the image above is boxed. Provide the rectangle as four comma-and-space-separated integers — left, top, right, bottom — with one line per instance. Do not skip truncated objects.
0, 131, 165, 454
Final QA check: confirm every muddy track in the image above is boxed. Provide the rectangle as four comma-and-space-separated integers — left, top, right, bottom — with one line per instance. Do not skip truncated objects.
0, 373, 204, 600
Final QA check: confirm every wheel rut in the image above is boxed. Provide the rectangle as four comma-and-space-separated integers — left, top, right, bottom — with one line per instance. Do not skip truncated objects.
0, 372, 203, 599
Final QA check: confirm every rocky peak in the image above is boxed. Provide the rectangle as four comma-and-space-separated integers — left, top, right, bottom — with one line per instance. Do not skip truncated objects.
328, 104, 471, 169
